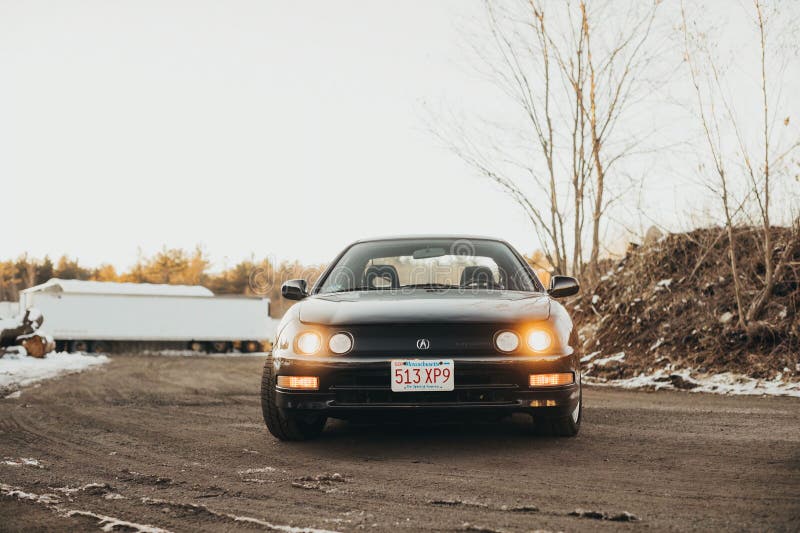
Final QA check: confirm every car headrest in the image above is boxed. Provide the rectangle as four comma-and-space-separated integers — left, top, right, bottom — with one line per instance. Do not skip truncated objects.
460, 265, 495, 286
364, 265, 400, 289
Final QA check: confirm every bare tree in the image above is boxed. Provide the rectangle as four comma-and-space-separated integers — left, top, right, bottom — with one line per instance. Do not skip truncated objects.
742, 1, 800, 323
434, 0, 659, 279
578, 2, 657, 280
680, 0, 800, 329
680, 3, 747, 327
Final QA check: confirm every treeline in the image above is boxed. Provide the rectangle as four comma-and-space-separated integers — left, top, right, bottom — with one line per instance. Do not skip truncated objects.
1, 248, 552, 318
0, 249, 326, 318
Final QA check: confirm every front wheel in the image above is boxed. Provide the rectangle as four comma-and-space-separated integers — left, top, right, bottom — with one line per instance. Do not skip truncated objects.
260, 358, 327, 441
533, 387, 582, 437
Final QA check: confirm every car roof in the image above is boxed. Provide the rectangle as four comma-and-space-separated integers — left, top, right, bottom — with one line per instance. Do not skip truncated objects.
351, 234, 509, 244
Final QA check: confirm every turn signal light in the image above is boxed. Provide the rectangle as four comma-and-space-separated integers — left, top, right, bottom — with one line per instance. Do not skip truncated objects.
277, 376, 319, 390
529, 373, 574, 387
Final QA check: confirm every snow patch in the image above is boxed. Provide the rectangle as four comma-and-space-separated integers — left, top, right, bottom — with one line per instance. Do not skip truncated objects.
592, 352, 626, 366
237, 466, 277, 474
66, 510, 171, 533
585, 368, 800, 397
229, 514, 340, 533
141, 497, 339, 533
2, 457, 42, 468
2, 483, 165, 532
648, 338, 665, 352
580, 350, 601, 363
147, 350, 268, 358
27, 308, 44, 323
0, 483, 60, 505
0, 351, 108, 392
52, 483, 114, 495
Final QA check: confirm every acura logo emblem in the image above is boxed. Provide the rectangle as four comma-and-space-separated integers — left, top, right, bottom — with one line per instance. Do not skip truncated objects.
416, 338, 431, 350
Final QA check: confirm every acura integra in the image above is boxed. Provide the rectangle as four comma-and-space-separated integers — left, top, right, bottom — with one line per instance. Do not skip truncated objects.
261, 236, 581, 440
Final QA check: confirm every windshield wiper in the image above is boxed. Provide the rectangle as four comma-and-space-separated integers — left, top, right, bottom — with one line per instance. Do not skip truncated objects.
401, 283, 460, 290
325, 283, 467, 294
325, 286, 394, 294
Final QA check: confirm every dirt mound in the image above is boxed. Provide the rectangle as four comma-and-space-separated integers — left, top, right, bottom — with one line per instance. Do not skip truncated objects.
573, 226, 799, 381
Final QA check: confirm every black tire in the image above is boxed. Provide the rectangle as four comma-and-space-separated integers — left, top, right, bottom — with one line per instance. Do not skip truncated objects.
533, 387, 582, 437
211, 341, 230, 353
260, 358, 326, 441
242, 340, 261, 353
91, 341, 110, 354
189, 341, 204, 353
70, 340, 89, 353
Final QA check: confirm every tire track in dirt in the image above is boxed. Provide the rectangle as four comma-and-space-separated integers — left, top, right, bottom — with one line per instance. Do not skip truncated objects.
1, 355, 799, 532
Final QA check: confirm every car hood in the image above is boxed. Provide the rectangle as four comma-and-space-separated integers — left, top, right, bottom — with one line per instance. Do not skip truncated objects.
297, 291, 551, 326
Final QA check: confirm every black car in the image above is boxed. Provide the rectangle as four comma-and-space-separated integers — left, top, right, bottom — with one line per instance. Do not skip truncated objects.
261, 236, 581, 440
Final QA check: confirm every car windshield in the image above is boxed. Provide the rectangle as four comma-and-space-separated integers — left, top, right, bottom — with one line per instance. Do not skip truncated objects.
316, 238, 539, 294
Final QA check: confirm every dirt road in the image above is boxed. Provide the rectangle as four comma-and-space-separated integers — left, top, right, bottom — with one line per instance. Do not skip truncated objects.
1, 355, 798, 532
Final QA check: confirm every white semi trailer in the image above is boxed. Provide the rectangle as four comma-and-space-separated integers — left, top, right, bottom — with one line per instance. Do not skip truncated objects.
19, 279, 276, 353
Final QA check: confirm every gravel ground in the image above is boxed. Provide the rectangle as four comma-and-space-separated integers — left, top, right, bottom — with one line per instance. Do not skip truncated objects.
1, 355, 798, 532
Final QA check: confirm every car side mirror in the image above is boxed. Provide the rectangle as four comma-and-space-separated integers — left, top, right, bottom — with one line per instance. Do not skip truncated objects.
548, 275, 579, 298
281, 279, 308, 301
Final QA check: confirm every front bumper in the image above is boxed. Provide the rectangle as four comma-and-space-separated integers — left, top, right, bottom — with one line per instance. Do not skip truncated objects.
272, 355, 580, 419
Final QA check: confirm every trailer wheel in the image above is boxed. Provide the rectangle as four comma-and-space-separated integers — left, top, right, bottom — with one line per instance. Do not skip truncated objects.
210, 341, 230, 353
243, 340, 261, 353
70, 340, 89, 353
189, 341, 204, 353
91, 341, 110, 354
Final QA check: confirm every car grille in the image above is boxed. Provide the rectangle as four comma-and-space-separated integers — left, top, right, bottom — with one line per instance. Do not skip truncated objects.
332, 389, 517, 405
343, 324, 499, 357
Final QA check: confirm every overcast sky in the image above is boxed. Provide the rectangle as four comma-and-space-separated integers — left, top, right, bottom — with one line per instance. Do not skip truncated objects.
2, 1, 797, 271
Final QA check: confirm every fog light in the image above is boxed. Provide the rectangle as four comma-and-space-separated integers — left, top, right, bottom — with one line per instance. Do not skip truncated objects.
529, 373, 574, 387
529, 399, 560, 407
277, 376, 319, 390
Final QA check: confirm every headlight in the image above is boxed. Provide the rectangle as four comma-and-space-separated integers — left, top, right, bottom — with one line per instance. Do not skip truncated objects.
328, 332, 353, 354
494, 330, 520, 352
527, 329, 552, 352
296, 332, 322, 355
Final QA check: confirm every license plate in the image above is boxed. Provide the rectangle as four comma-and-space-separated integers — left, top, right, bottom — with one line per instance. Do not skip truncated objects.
391, 359, 454, 392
